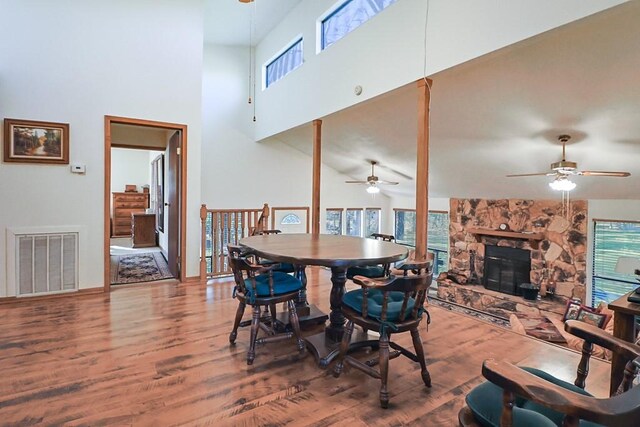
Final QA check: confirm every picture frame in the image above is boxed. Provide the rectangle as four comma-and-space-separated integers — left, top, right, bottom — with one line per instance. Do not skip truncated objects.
3, 118, 69, 164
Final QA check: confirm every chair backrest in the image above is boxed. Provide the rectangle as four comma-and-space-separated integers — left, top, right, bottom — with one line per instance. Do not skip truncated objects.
227, 244, 275, 298
371, 233, 395, 242
258, 229, 281, 235
360, 270, 433, 324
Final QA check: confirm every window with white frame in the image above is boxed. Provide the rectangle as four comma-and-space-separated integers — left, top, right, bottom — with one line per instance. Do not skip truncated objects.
592, 220, 640, 305
326, 209, 343, 235
364, 208, 381, 237
319, 0, 397, 50
346, 208, 363, 237
265, 37, 303, 88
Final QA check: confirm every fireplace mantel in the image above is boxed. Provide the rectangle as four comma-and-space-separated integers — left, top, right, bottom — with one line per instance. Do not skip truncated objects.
467, 227, 544, 241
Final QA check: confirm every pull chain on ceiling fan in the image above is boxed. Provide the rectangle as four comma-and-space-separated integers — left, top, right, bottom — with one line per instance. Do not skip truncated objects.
345, 160, 399, 193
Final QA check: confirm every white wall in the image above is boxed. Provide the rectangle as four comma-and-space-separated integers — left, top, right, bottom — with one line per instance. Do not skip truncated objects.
111, 148, 155, 194
254, 0, 625, 140
0, 0, 203, 293
201, 44, 391, 233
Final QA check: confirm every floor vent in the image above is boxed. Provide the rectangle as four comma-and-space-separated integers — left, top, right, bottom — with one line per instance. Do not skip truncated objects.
14, 232, 79, 296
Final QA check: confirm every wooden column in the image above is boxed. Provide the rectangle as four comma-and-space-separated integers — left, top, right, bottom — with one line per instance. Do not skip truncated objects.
415, 79, 432, 261
312, 119, 322, 234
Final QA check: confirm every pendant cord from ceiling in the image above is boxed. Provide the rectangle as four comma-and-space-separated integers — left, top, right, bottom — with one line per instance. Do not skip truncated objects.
252, 0, 257, 122
422, 0, 432, 165
247, 2, 253, 105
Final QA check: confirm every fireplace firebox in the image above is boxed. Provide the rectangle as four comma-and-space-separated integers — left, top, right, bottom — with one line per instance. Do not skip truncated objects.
483, 245, 531, 296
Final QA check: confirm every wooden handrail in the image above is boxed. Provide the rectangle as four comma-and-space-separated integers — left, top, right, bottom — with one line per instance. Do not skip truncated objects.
200, 203, 269, 278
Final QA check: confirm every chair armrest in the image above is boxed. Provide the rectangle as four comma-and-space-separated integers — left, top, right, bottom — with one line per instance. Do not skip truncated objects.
482, 359, 640, 425
565, 320, 640, 361
352, 275, 395, 288
245, 259, 280, 274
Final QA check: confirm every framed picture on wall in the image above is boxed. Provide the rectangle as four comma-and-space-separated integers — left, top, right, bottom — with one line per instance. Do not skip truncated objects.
3, 118, 69, 164
152, 154, 164, 232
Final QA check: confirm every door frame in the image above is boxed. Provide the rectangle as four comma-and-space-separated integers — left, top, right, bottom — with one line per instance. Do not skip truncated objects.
104, 115, 188, 290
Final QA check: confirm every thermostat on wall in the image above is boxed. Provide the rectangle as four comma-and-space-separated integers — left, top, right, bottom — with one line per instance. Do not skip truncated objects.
70, 164, 86, 174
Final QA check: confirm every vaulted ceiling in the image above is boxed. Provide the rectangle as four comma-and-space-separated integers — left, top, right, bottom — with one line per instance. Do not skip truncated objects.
265, 2, 640, 201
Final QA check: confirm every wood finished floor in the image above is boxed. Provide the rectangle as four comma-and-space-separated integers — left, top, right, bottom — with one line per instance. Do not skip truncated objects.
0, 267, 610, 426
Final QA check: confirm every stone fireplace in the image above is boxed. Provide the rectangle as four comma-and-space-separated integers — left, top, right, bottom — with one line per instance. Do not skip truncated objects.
437, 198, 588, 318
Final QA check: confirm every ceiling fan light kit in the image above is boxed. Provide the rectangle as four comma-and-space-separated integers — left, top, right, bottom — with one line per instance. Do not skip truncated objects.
549, 176, 576, 192
366, 184, 380, 194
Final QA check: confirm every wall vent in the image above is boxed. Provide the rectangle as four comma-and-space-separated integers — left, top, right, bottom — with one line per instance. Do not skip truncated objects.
13, 232, 79, 296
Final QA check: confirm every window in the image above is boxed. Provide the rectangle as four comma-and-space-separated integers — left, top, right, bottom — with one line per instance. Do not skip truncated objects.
281, 214, 301, 225
346, 208, 363, 237
428, 211, 449, 277
394, 209, 449, 277
592, 220, 640, 305
320, 0, 396, 50
364, 208, 381, 237
326, 209, 343, 235
394, 209, 416, 246
265, 37, 303, 88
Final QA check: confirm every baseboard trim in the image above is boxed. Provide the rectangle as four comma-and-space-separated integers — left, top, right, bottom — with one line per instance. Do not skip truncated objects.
181, 275, 203, 285
0, 287, 104, 305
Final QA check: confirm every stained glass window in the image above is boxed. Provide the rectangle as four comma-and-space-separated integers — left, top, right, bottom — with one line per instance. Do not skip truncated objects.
281, 214, 301, 225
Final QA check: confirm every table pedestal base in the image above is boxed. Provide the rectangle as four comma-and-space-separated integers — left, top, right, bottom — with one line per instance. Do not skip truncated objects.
275, 304, 328, 330
305, 328, 380, 369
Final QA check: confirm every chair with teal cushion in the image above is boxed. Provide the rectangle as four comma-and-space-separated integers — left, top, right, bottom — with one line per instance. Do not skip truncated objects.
458, 320, 640, 427
333, 257, 433, 408
227, 244, 305, 365
346, 233, 396, 280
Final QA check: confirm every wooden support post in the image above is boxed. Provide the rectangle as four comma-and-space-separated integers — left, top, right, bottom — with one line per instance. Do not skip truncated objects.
415, 79, 432, 261
312, 119, 322, 235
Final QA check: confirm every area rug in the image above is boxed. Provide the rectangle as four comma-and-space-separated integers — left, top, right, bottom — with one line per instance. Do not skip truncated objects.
512, 313, 567, 344
429, 297, 511, 328
111, 252, 173, 285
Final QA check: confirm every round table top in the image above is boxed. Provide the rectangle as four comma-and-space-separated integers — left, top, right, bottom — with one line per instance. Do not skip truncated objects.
239, 234, 409, 269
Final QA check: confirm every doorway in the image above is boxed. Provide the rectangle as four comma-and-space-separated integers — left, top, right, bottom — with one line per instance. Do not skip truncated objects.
104, 116, 188, 290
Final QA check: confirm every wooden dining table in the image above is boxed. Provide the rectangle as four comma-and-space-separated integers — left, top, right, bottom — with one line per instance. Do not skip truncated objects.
239, 233, 409, 367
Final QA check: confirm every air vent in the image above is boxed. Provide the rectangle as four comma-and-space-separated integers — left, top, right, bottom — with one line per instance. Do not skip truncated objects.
14, 232, 78, 296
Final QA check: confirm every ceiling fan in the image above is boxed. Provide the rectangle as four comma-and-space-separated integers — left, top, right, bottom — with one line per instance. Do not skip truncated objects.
506, 135, 630, 191
345, 160, 399, 194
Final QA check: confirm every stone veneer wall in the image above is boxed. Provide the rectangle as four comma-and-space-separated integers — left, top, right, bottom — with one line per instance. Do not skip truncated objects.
447, 198, 588, 304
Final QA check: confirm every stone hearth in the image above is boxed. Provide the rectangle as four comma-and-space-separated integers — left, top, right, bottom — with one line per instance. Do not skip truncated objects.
437, 198, 588, 317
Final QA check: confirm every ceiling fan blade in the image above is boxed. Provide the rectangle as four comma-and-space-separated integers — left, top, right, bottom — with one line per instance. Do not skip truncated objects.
345, 180, 369, 184
506, 172, 554, 177
578, 170, 631, 177
375, 180, 399, 185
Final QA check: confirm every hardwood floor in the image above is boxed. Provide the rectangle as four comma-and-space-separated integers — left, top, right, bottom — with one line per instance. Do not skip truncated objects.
0, 268, 610, 426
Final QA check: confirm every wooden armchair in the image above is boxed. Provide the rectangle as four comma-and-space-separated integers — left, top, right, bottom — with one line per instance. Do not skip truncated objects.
459, 320, 640, 426
346, 233, 396, 280
227, 245, 305, 365
333, 258, 433, 408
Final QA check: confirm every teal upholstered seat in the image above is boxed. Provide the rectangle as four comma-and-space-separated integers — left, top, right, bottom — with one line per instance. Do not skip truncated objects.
342, 288, 417, 322
346, 265, 385, 280
249, 271, 302, 296
466, 367, 603, 427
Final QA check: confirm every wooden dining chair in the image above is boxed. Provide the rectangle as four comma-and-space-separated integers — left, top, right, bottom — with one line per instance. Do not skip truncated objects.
333, 258, 433, 408
346, 233, 396, 280
227, 244, 305, 365
458, 320, 640, 426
